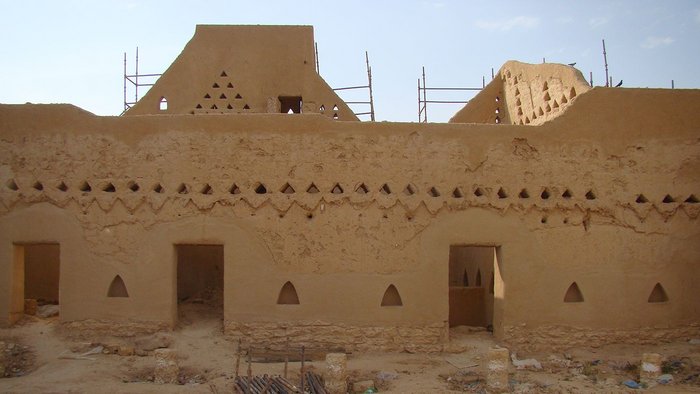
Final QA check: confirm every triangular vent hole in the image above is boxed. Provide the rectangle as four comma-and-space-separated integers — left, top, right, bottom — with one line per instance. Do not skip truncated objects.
475, 269, 482, 287
6, 179, 19, 191
380, 184, 392, 195
564, 282, 584, 302
403, 184, 416, 196
331, 183, 344, 194
107, 275, 129, 298
229, 184, 241, 195
306, 183, 320, 194
212, 83, 220, 88
452, 187, 464, 198
355, 183, 369, 194
200, 184, 213, 195
541, 188, 551, 199
255, 183, 267, 194
585, 190, 596, 200
177, 183, 188, 194
428, 187, 440, 198
153, 183, 164, 193
280, 183, 295, 194
381, 284, 403, 306
562, 189, 572, 199
57, 182, 68, 192
463, 270, 469, 287
636, 194, 649, 203
33, 181, 44, 191
685, 194, 699, 203
102, 183, 116, 193
277, 281, 300, 305
662, 194, 675, 203
474, 187, 485, 197
519, 189, 530, 199
79, 181, 92, 192
647, 283, 669, 303
497, 187, 508, 199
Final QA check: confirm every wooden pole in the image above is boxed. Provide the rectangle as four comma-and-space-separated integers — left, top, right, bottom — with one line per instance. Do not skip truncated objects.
603, 39, 609, 87
300, 345, 305, 393
284, 338, 289, 379
235, 338, 241, 378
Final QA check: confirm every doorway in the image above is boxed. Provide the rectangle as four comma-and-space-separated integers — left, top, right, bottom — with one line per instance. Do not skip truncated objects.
10, 243, 60, 323
175, 244, 224, 325
448, 245, 496, 329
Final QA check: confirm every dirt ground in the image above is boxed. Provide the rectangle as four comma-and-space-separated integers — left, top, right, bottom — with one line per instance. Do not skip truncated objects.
1, 305, 699, 393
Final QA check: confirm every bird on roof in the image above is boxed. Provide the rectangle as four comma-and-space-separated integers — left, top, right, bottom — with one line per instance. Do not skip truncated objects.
615, 80, 623, 87
567, 62, 576, 67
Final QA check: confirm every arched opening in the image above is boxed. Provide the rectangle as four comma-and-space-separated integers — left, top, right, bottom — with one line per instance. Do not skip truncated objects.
648, 283, 669, 303
277, 281, 300, 305
380, 284, 403, 306
564, 282, 584, 303
107, 275, 129, 298
159, 97, 168, 111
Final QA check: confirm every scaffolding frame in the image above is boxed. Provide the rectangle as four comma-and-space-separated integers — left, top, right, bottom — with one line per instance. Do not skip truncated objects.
330, 51, 376, 121
122, 47, 162, 115
418, 66, 486, 123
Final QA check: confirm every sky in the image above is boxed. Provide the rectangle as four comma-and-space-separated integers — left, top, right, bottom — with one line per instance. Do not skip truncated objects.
1, 1, 698, 122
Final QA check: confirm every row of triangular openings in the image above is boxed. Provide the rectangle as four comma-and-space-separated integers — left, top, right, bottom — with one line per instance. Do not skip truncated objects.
564, 281, 669, 303
7, 178, 695, 204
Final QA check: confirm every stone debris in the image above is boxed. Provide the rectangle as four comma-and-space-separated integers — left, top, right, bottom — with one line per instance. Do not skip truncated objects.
118, 346, 135, 356
351, 379, 376, 393
325, 352, 347, 394
658, 373, 673, 384
487, 347, 510, 393
640, 352, 662, 387
36, 304, 59, 318
24, 299, 38, 316
153, 349, 179, 384
135, 332, 173, 352
1, 340, 34, 377
622, 379, 640, 389
511, 352, 542, 370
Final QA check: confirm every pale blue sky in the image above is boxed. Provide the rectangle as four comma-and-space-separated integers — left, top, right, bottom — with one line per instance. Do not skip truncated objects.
1, 1, 698, 122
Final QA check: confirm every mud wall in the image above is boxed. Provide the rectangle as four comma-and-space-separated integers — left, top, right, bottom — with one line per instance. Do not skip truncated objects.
0, 87, 698, 349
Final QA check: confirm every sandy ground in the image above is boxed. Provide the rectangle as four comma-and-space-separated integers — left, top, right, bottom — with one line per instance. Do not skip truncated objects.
1, 305, 699, 393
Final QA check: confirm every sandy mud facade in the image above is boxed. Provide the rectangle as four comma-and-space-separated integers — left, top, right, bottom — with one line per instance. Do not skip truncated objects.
0, 25, 698, 351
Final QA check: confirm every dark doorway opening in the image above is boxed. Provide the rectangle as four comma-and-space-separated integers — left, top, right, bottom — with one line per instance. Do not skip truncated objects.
448, 245, 497, 330
10, 243, 60, 324
176, 244, 224, 325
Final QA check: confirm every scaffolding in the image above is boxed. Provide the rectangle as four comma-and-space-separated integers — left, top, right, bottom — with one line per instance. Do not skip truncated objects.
330, 51, 376, 121
122, 47, 162, 115
418, 66, 487, 123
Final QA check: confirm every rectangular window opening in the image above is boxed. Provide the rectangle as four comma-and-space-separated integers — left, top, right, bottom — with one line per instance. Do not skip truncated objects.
279, 96, 302, 114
